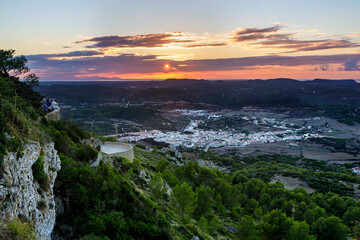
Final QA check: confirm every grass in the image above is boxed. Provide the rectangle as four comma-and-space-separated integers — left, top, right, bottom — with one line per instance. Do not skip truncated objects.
0, 218, 36, 240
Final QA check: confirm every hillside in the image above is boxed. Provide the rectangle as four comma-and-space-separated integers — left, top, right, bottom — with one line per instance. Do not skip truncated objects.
0, 52, 360, 239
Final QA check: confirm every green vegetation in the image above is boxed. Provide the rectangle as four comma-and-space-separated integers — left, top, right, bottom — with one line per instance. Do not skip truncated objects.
193, 151, 359, 196
0, 218, 36, 240
121, 147, 359, 239
0, 50, 44, 177
32, 151, 50, 191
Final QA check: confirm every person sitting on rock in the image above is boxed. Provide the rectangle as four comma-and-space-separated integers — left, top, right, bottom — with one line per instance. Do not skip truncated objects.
46, 99, 53, 112
51, 99, 60, 110
46, 98, 52, 108
42, 102, 49, 112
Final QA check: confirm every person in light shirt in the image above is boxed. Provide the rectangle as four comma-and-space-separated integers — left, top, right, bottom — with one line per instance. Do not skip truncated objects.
51, 99, 60, 110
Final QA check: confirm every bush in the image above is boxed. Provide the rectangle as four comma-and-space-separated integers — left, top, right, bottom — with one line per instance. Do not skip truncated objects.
3, 218, 36, 240
32, 155, 50, 191
37, 200, 47, 211
74, 144, 98, 163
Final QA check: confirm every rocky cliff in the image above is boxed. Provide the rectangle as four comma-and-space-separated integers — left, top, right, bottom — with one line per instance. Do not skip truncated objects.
0, 141, 61, 240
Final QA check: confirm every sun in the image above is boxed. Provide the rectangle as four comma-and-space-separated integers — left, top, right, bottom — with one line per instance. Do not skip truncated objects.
165, 64, 170, 69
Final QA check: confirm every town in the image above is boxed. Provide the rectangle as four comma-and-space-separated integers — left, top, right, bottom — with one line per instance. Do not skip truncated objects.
118, 109, 325, 150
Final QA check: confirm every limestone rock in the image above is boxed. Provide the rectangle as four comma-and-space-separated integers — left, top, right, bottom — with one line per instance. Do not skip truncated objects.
0, 141, 61, 240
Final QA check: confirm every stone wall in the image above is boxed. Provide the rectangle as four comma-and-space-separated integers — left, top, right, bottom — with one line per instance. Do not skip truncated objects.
102, 142, 134, 161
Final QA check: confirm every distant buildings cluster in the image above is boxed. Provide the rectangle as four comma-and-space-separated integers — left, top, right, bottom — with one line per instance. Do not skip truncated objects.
119, 117, 323, 149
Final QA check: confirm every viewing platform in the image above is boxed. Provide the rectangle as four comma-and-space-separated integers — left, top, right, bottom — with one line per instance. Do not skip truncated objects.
101, 142, 134, 161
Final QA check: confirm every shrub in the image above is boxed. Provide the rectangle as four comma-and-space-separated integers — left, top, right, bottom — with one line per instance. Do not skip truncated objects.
4, 218, 36, 240
32, 155, 50, 191
75, 144, 98, 163
37, 200, 47, 211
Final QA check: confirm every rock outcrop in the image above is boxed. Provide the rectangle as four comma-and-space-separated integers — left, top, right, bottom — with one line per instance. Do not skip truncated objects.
0, 141, 61, 240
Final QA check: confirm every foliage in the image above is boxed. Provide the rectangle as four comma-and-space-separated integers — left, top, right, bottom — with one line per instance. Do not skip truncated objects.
237, 215, 259, 240
0, 49, 42, 107
312, 216, 349, 240
260, 209, 293, 240
286, 221, 314, 240
195, 185, 215, 216
1, 218, 36, 240
148, 174, 166, 203
172, 182, 197, 219
54, 155, 170, 239
32, 154, 50, 191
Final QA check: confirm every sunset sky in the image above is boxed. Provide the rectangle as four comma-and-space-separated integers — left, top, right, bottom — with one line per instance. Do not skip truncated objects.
1, 0, 360, 80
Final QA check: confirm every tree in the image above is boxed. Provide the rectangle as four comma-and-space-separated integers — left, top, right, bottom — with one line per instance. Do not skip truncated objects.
0, 49, 39, 86
237, 215, 260, 240
216, 179, 233, 208
215, 193, 226, 215
0, 49, 29, 78
149, 174, 166, 203
184, 161, 198, 181
195, 185, 215, 216
260, 209, 293, 240
244, 178, 265, 200
286, 221, 315, 240
302, 206, 326, 225
161, 169, 178, 187
172, 182, 197, 219
312, 216, 349, 240
343, 207, 360, 226
156, 158, 169, 173
198, 215, 208, 233
197, 166, 217, 186
0, 49, 41, 108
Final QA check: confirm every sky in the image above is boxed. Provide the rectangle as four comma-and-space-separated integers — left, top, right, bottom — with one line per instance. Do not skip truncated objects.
1, 0, 360, 80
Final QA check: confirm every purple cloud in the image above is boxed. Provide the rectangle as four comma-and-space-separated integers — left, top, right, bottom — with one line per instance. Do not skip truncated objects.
344, 58, 360, 71
232, 25, 359, 53
234, 25, 282, 35
259, 39, 358, 52
77, 33, 194, 48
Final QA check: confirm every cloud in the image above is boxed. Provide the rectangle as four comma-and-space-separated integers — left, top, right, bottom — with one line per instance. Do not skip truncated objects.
185, 43, 227, 48
30, 50, 103, 59
53, 50, 104, 57
181, 54, 360, 72
231, 25, 293, 42
231, 25, 359, 53
73, 26, 360, 53
234, 25, 281, 35
233, 33, 293, 42
344, 58, 360, 71
77, 33, 194, 48
27, 52, 360, 80
72, 76, 122, 80
259, 39, 358, 52
313, 65, 331, 71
